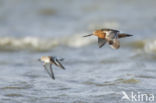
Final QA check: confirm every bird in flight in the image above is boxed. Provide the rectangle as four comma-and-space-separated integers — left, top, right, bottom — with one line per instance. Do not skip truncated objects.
38, 56, 65, 80
83, 28, 133, 49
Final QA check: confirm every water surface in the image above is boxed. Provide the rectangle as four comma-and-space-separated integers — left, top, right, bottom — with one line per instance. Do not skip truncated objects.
0, 0, 156, 103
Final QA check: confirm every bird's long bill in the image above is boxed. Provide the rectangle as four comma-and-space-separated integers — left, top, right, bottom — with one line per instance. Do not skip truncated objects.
43, 64, 55, 80
118, 33, 133, 38
55, 59, 65, 70
83, 34, 93, 37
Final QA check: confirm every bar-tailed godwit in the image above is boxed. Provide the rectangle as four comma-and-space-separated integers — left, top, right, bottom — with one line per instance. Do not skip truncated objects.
38, 56, 65, 80
83, 28, 133, 49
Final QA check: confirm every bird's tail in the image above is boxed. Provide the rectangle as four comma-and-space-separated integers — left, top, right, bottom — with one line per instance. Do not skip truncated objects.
118, 33, 133, 38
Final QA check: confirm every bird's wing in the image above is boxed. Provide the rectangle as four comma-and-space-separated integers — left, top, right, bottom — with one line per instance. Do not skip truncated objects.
59, 58, 64, 61
118, 33, 133, 38
98, 38, 107, 48
43, 64, 55, 80
49, 64, 55, 80
55, 59, 65, 70
101, 28, 119, 32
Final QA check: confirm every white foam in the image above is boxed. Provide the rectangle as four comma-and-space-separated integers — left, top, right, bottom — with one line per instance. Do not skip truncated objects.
144, 40, 156, 53
0, 34, 96, 51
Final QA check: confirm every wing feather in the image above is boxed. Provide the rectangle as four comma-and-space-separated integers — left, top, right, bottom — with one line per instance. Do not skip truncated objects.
98, 38, 107, 48
43, 64, 55, 80
55, 59, 65, 70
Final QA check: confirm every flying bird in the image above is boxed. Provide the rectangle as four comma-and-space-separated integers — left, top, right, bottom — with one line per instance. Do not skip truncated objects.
38, 56, 65, 80
83, 28, 133, 49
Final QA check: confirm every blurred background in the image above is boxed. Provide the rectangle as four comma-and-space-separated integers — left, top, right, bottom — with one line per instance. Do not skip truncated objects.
0, 0, 156, 103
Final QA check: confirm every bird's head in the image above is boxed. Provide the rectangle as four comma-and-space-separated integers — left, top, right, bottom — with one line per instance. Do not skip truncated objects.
38, 56, 50, 62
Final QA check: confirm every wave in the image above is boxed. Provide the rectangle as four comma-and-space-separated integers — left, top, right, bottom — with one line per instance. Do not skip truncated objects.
0, 35, 96, 52
126, 39, 156, 54
144, 40, 156, 53
1, 35, 156, 54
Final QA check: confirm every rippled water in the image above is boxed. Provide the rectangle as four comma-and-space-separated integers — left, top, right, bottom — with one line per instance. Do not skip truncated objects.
0, 0, 156, 103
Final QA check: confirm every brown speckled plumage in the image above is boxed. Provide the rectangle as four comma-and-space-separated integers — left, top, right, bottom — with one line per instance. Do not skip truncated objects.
83, 28, 133, 49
